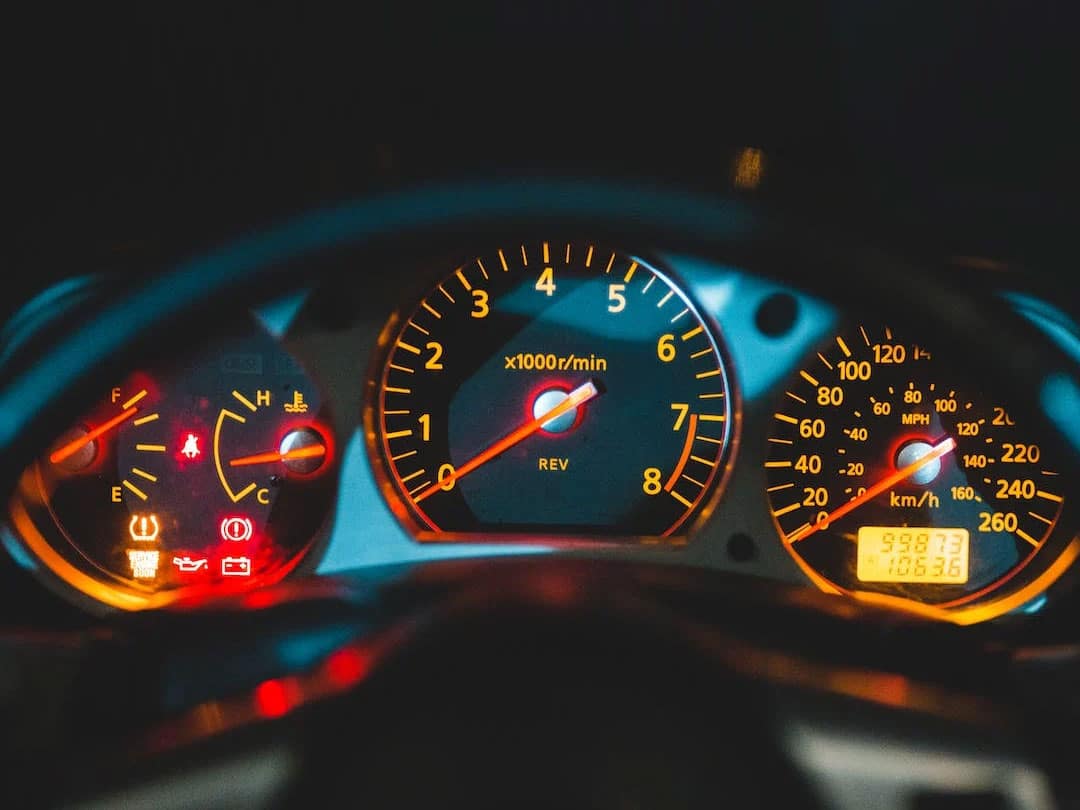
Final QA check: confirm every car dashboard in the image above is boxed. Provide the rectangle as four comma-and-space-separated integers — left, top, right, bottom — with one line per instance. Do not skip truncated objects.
3, 209, 1077, 627
5, 6, 1080, 805
0, 176, 1077, 808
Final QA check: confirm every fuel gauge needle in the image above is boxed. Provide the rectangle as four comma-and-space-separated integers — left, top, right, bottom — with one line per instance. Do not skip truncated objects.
413, 380, 600, 503
788, 436, 957, 543
49, 406, 139, 464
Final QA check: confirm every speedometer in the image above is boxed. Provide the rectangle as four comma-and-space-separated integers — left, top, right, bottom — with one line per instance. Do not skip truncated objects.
368, 240, 734, 540
765, 323, 1071, 614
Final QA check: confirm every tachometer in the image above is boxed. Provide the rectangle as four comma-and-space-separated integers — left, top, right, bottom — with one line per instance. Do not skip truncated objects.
369, 240, 735, 540
765, 323, 1071, 615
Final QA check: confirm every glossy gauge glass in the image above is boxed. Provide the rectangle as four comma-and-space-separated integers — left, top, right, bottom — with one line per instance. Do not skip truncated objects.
765, 323, 1069, 612
371, 240, 734, 539
11, 322, 337, 608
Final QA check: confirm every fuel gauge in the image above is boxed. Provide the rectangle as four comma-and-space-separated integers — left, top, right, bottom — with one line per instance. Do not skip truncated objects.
11, 323, 337, 608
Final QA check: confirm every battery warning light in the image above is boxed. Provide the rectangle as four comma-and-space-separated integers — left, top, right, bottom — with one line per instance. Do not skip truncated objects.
222, 557, 252, 577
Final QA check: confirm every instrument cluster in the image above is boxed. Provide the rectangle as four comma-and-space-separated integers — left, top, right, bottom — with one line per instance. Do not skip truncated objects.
4, 238, 1076, 622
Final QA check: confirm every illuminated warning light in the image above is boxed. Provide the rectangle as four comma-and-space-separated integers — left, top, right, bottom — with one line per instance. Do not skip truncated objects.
220, 516, 254, 542
127, 549, 160, 579
129, 513, 160, 543
180, 432, 202, 459
221, 556, 252, 577
283, 390, 309, 413
172, 556, 208, 573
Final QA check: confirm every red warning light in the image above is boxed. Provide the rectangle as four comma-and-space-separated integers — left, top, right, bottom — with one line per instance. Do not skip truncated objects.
171, 422, 209, 468
220, 516, 254, 542
179, 432, 202, 459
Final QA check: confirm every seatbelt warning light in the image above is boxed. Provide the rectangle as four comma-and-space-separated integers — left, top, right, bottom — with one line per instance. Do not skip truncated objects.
180, 432, 201, 459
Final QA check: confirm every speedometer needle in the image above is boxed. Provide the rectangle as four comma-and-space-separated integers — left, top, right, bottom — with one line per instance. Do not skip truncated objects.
413, 380, 600, 503
49, 406, 139, 464
788, 436, 957, 543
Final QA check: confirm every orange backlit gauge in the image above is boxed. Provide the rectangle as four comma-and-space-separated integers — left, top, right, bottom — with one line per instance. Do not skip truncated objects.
11, 322, 337, 609
764, 323, 1073, 618
368, 240, 736, 541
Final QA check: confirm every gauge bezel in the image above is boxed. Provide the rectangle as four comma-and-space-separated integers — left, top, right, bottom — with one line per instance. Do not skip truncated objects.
764, 324, 1078, 624
362, 238, 742, 545
4, 309, 341, 613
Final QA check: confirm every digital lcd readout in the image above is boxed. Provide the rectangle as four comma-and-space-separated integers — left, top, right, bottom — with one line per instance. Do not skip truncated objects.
856, 526, 969, 584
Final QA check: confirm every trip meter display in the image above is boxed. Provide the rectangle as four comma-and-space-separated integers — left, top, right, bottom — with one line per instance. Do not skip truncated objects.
765, 324, 1067, 611
369, 240, 734, 539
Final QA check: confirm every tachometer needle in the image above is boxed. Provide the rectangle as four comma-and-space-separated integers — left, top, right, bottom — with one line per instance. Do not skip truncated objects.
229, 445, 327, 467
788, 436, 957, 543
49, 406, 139, 464
413, 380, 600, 503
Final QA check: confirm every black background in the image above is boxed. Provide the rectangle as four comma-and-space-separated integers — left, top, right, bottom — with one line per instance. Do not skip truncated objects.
5, 3, 1076, 327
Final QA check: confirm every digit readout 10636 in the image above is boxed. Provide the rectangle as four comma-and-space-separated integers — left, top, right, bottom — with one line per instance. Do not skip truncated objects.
856, 526, 969, 584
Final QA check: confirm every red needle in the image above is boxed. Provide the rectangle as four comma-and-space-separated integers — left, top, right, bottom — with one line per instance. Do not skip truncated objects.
49, 406, 138, 464
788, 436, 957, 543
229, 445, 327, 467
413, 380, 600, 503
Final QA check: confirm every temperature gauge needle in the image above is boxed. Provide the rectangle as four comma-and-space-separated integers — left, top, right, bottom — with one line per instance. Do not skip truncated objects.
229, 445, 327, 467
789, 436, 957, 543
413, 380, 600, 503
49, 406, 139, 464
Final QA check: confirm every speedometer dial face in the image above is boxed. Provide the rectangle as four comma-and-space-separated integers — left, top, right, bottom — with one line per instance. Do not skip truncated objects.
371, 240, 734, 540
765, 324, 1067, 608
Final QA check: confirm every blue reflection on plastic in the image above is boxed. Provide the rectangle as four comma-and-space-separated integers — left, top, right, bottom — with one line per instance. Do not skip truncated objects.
1017, 593, 1048, 615
1041, 373, 1080, 455
277, 626, 362, 670
0, 527, 38, 571
252, 291, 310, 338
1003, 292, 1080, 363
316, 432, 549, 574
663, 256, 839, 402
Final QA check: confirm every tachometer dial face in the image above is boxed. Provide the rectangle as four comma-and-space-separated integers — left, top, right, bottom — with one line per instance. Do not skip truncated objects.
765, 324, 1067, 608
371, 241, 734, 539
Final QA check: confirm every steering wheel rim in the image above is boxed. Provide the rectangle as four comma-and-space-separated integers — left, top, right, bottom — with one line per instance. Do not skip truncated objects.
1, 178, 1076, 486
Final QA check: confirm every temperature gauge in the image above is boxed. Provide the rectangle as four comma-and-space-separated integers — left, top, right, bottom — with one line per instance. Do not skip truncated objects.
11, 323, 337, 608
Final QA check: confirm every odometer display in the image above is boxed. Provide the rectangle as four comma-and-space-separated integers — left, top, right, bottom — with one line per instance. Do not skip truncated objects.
856, 526, 969, 584
765, 324, 1066, 608
371, 241, 733, 539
